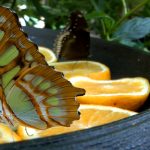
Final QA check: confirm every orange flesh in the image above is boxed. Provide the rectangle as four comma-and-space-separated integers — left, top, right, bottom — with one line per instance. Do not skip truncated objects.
17, 105, 137, 140
70, 77, 150, 111
75, 80, 143, 94
52, 61, 111, 80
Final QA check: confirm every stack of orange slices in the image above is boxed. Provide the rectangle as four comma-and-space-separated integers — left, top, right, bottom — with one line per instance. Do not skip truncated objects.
1, 46, 149, 143
14, 46, 149, 141
17, 104, 137, 140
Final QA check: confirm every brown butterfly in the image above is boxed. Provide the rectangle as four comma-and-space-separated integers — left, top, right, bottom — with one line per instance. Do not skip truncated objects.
54, 11, 90, 60
0, 6, 85, 130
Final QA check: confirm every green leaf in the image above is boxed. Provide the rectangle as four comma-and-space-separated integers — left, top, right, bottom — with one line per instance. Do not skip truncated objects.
102, 17, 115, 31
119, 39, 138, 47
117, 39, 150, 53
113, 17, 150, 40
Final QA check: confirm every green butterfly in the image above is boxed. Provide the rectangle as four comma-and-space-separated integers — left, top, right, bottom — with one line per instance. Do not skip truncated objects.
0, 6, 85, 130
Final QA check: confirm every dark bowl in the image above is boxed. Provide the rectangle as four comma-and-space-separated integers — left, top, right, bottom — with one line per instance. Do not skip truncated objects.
1, 27, 150, 150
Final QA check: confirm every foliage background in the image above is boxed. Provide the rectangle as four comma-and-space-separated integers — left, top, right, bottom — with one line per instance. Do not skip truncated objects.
0, 0, 150, 51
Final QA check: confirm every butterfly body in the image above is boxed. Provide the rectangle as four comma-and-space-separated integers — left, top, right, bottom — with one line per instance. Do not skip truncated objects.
0, 7, 85, 130
54, 11, 90, 60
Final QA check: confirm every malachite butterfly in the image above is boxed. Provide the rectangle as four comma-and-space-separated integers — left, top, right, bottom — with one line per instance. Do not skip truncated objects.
0, 6, 85, 130
54, 10, 90, 61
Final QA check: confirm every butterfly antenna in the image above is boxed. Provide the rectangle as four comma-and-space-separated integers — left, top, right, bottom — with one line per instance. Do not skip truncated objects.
25, 126, 34, 136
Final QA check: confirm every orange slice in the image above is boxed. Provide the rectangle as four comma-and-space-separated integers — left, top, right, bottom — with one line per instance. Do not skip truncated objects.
0, 123, 21, 144
70, 77, 150, 111
38, 46, 57, 63
17, 105, 137, 140
50, 61, 111, 80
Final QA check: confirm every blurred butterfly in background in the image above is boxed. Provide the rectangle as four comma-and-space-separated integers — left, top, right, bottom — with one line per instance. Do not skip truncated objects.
54, 10, 90, 61
0, 6, 85, 130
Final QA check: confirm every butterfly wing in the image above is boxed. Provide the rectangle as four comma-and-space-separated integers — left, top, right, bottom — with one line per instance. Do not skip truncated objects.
0, 7, 47, 69
54, 11, 90, 60
0, 6, 47, 86
3, 65, 84, 129
0, 6, 85, 129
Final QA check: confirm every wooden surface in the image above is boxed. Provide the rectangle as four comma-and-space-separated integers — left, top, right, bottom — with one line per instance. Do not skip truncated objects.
0, 26, 150, 150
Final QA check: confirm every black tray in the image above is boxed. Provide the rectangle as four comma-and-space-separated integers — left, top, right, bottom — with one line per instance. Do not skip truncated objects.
1, 27, 150, 150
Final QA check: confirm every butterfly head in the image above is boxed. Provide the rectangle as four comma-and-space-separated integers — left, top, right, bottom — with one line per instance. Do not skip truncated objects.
68, 10, 88, 31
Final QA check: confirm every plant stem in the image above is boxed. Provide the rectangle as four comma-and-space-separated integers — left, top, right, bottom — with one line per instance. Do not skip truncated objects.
122, 0, 128, 15
11, 0, 17, 9
114, 0, 148, 30
90, 0, 99, 12
100, 20, 106, 38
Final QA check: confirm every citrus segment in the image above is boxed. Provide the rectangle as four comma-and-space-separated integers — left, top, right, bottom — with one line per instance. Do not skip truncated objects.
0, 123, 21, 143
38, 46, 57, 63
73, 105, 137, 128
50, 61, 111, 80
17, 105, 137, 140
70, 77, 150, 111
